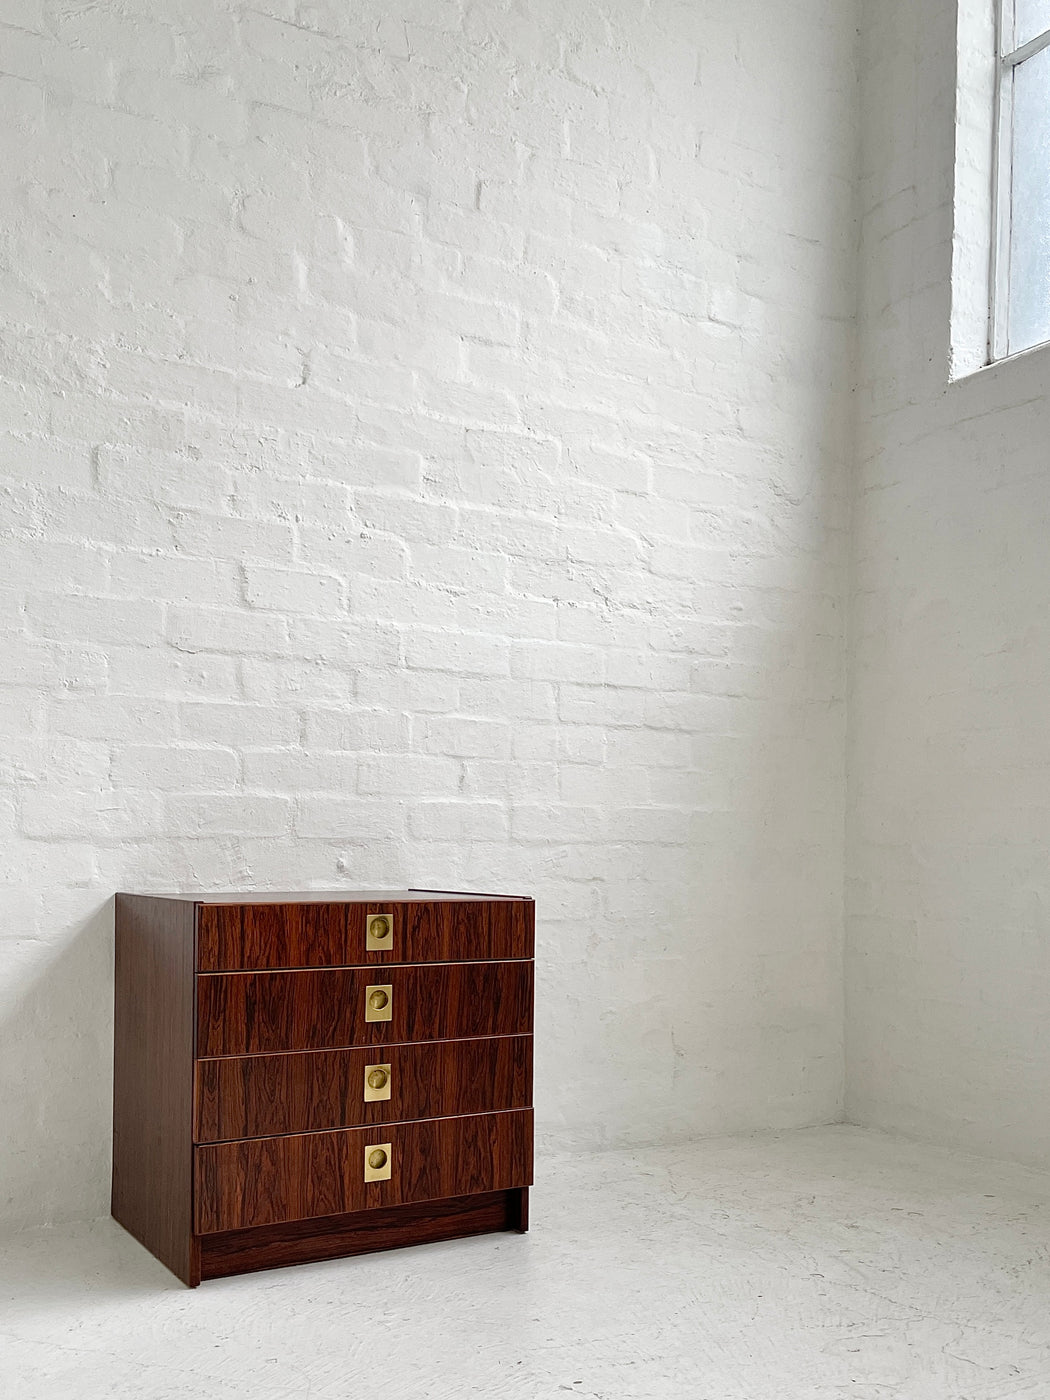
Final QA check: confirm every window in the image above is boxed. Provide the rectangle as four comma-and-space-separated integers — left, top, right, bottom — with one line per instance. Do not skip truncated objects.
992, 0, 1050, 358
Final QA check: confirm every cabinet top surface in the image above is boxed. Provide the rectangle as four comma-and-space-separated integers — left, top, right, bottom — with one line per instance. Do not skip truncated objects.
118, 888, 532, 905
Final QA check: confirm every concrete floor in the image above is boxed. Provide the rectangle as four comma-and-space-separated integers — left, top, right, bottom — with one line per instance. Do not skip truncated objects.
3, 1125, 1050, 1399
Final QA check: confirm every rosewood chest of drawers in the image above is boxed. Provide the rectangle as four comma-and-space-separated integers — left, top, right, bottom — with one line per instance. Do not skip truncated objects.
112, 889, 534, 1286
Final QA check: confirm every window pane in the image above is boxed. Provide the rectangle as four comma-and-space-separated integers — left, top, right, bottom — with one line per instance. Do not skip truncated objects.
1013, 0, 1050, 49
1008, 45, 1050, 354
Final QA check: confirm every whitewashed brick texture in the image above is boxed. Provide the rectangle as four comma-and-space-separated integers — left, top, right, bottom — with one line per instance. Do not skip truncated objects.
1, 0, 856, 1227
848, 0, 1050, 1169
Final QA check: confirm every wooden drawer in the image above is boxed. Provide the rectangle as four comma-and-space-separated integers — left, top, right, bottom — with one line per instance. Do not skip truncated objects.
196, 961, 534, 1057
194, 1108, 534, 1233
195, 1035, 534, 1142
197, 897, 533, 971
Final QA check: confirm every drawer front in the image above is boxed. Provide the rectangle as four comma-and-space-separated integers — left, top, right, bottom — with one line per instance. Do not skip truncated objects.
196, 961, 534, 1057
194, 1108, 534, 1233
194, 1035, 534, 1142
196, 900, 533, 971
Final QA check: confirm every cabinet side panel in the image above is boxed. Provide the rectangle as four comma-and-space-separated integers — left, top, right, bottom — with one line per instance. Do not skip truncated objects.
112, 894, 196, 1284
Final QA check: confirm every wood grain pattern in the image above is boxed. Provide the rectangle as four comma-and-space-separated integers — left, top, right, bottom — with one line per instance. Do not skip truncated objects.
194, 1108, 534, 1233
198, 1190, 524, 1280
196, 898, 534, 971
111, 894, 199, 1286
196, 960, 534, 1057
195, 1035, 533, 1141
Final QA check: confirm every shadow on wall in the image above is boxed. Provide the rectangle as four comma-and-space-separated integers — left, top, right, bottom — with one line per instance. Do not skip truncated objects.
0, 899, 115, 1230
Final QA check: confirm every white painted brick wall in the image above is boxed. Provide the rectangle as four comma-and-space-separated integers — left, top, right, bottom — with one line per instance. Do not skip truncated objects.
849, 0, 1050, 1167
0, 0, 856, 1227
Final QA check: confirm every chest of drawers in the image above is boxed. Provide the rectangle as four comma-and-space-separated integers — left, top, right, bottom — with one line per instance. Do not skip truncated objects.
112, 889, 534, 1286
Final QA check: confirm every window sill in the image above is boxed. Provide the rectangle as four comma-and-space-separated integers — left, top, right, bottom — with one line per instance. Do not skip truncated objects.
949, 332, 1050, 386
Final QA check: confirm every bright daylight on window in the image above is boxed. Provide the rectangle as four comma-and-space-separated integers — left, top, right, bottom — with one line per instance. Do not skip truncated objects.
993, 0, 1050, 357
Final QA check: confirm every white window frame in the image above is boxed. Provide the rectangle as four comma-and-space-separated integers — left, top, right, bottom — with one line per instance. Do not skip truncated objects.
990, 0, 1050, 361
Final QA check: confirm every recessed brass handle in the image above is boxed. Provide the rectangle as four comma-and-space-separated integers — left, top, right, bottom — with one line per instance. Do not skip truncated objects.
364, 1061, 392, 1102
364, 984, 393, 1022
366, 912, 394, 950
364, 1141, 392, 1182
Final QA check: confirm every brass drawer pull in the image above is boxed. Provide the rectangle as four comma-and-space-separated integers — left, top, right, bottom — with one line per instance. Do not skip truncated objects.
365, 984, 392, 1022
364, 1141, 392, 1181
364, 1063, 392, 1101
366, 912, 393, 951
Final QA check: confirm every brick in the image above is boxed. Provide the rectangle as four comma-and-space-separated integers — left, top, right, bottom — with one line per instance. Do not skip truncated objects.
460, 758, 558, 802
3, 31, 114, 102
96, 445, 232, 514
409, 802, 509, 842
242, 751, 358, 792
355, 667, 457, 714
234, 474, 351, 526
179, 703, 299, 748
25, 595, 162, 646
297, 797, 407, 840
0, 433, 92, 489
558, 685, 648, 727
111, 746, 239, 790
6, 540, 107, 595
301, 443, 423, 493
356, 754, 461, 797
19, 788, 163, 842
2, 736, 109, 787
457, 678, 556, 722
404, 629, 509, 677
109, 553, 240, 606
510, 805, 606, 843
166, 794, 293, 837
244, 565, 345, 617
167, 606, 287, 655
285, 619, 399, 667
50, 697, 177, 742
419, 717, 511, 760
510, 641, 606, 685
239, 656, 356, 705
354, 492, 457, 547
108, 646, 238, 699
171, 514, 296, 564
302, 708, 409, 751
